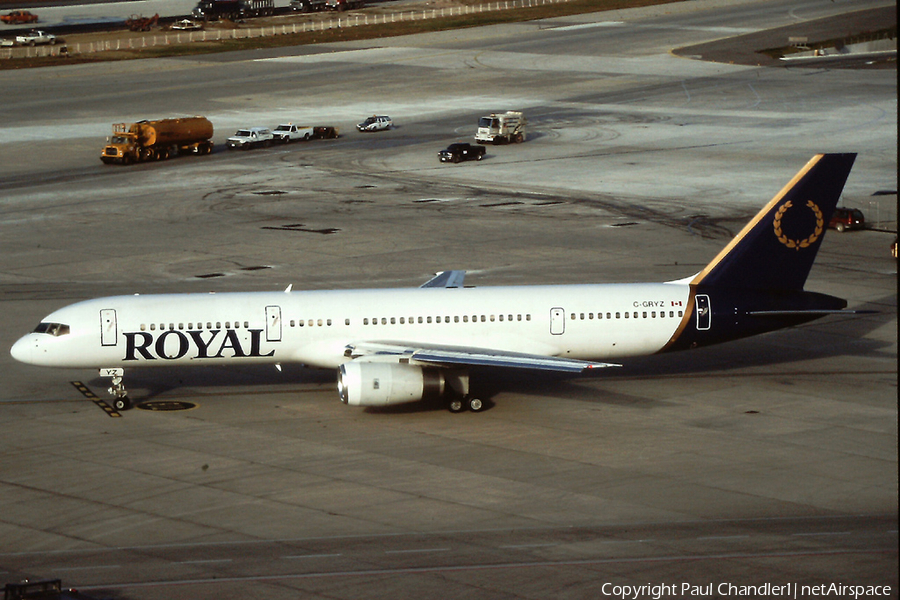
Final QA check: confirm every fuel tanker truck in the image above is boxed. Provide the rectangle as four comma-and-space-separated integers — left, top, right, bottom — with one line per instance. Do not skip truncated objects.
100, 117, 214, 165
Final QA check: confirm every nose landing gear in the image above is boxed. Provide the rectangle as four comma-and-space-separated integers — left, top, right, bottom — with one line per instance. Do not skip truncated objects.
101, 368, 132, 411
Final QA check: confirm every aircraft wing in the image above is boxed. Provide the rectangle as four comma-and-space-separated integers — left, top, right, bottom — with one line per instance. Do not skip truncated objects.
345, 342, 619, 373
420, 270, 466, 288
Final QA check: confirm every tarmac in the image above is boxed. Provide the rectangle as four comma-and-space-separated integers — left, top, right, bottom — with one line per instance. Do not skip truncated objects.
0, 0, 896, 598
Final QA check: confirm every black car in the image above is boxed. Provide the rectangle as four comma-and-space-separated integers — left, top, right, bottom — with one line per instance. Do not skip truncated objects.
439, 143, 485, 163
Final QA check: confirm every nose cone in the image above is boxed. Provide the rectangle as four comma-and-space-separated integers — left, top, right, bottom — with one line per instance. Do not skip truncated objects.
10, 334, 38, 365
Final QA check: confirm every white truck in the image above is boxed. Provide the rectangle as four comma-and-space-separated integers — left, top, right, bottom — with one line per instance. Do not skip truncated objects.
271, 123, 314, 143
475, 111, 526, 144
226, 127, 273, 149
15, 30, 58, 46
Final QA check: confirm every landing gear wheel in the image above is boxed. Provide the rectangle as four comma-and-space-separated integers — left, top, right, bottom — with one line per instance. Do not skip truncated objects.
468, 397, 483, 412
113, 396, 132, 411
448, 398, 464, 413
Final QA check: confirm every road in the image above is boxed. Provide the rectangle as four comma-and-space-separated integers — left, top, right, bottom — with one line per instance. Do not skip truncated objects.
0, 0, 896, 598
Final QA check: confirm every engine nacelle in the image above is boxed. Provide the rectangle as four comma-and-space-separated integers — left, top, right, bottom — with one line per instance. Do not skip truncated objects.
338, 362, 446, 407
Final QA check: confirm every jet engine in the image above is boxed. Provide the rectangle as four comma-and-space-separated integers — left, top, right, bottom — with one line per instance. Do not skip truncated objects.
338, 362, 446, 407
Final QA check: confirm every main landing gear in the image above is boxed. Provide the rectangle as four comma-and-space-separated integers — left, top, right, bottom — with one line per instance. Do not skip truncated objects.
442, 371, 484, 413
448, 396, 485, 413
101, 368, 132, 411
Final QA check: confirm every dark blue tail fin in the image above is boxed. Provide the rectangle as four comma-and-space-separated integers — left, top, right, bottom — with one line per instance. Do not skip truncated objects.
692, 153, 856, 291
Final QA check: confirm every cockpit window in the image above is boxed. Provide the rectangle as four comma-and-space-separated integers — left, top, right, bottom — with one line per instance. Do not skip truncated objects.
33, 322, 70, 336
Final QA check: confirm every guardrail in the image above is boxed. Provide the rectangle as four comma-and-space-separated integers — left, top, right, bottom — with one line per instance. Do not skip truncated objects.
1, 0, 570, 60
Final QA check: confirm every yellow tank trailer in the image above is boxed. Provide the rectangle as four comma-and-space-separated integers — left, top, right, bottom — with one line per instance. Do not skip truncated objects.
101, 117, 214, 165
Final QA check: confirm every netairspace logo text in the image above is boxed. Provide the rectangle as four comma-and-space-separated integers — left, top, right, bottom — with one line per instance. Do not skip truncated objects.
600, 583, 893, 600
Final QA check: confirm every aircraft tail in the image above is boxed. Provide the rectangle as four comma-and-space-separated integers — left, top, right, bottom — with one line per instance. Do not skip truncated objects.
691, 153, 856, 291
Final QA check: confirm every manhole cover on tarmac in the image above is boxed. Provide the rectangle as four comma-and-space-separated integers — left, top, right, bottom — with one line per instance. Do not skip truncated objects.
137, 400, 197, 412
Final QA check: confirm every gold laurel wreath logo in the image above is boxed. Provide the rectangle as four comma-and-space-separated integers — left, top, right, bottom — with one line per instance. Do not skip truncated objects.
773, 200, 824, 251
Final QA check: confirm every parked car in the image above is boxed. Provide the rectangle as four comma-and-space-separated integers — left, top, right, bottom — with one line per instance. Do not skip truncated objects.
290, 0, 327, 11
891, 238, 897, 259
829, 207, 865, 232
15, 30, 57, 46
3, 579, 100, 600
438, 143, 485, 163
171, 19, 202, 30
226, 127, 273, 149
357, 115, 392, 132
1, 10, 39, 24
0, 38, 14, 47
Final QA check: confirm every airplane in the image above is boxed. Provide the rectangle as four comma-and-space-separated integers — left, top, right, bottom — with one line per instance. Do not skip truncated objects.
11, 153, 858, 413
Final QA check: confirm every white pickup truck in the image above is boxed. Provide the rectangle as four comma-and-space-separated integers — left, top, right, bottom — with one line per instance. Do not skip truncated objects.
226, 127, 273, 149
271, 124, 314, 143
16, 30, 58, 46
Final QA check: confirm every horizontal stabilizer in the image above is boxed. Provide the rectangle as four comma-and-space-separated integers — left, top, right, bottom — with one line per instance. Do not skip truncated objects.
748, 309, 875, 316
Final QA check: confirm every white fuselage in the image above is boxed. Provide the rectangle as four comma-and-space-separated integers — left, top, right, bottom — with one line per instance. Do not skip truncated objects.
10, 282, 692, 370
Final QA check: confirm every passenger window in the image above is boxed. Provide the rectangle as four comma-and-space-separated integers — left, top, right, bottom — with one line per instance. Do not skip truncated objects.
327, 319, 332, 326
345, 319, 350, 326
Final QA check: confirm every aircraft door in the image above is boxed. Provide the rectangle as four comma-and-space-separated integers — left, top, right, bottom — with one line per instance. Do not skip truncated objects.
695, 294, 711, 331
265, 305, 282, 342
550, 307, 565, 335
100, 309, 117, 346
